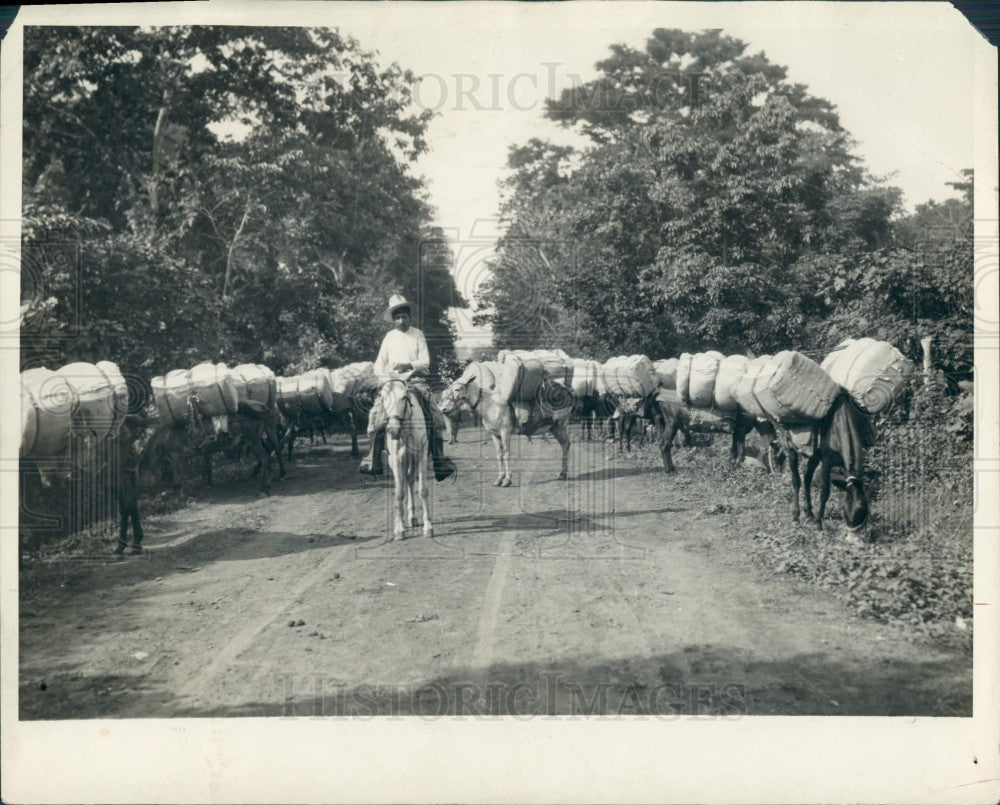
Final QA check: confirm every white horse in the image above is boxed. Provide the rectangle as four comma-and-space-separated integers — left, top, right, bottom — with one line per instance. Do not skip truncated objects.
379, 379, 433, 540
440, 368, 571, 487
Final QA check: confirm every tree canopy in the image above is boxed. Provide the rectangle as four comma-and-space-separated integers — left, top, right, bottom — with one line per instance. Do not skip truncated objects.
478, 29, 971, 386
22, 26, 464, 377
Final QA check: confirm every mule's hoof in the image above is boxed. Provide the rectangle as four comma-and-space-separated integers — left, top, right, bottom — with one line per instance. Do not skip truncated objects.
493, 478, 503, 487
557, 472, 567, 481
423, 526, 434, 538
501, 477, 512, 487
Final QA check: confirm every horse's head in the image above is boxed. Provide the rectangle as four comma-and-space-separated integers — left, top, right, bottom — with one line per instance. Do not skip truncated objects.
380, 379, 410, 439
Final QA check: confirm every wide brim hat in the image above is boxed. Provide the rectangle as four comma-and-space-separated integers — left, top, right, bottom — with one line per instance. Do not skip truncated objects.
383, 294, 411, 322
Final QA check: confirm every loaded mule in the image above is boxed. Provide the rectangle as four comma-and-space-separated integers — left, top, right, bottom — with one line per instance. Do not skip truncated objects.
439, 365, 572, 487
140, 394, 285, 495
606, 390, 782, 474
283, 392, 365, 461
771, 392, 875, 532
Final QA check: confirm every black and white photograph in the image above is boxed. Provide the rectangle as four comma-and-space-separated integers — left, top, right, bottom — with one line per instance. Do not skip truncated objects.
1, 1, 998, 802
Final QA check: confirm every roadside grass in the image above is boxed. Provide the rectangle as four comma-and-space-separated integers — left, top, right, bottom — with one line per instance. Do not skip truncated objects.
623, 428, 973, 652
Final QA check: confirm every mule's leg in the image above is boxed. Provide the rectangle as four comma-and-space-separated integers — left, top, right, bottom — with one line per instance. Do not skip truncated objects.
491, 433, 506, 486
203, 453, 213, 488
802, 451, 821, 522
787, 450, 802, 522
815, 454, 832, 532
553, 422, 570, 481
271, 422, 286, 479
500, 430, 513, 487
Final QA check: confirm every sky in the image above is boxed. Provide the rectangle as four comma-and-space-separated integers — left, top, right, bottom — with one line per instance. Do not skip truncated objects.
317, 3, 979, 351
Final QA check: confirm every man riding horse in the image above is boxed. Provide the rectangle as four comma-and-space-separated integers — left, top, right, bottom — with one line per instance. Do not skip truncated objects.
358, 294, 457, 481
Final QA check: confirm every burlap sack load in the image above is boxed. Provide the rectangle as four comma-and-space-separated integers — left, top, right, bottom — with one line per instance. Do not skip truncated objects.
330, 361, 378, 396
277, 371, 335, 415
317, 369, 351, 413
735, 356, 772, 420
189, 362, 239, 418
54, 361, 125, 440
597, 354, 658, 398
21, 367, 75, 458
713, 355, 750, 412
820, 337, 914, 414
571, 358, 600, 398
753, 351, 840, 424
151, 369, 194, 425
688, 351, 725, 408
653, 358, 679, 390
232, 363, 277, 409
496, 350, 546, 403
460, 360, 502, 392
675, 353, 694, 405
526, 349, 574, 388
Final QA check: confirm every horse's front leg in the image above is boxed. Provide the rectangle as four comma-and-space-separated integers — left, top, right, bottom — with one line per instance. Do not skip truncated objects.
419, 452, 433, 537
553, 422, 570, 481
407, 456, 418, 528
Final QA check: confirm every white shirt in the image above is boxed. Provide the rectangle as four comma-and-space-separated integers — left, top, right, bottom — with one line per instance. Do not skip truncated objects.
374, 326, 430, 382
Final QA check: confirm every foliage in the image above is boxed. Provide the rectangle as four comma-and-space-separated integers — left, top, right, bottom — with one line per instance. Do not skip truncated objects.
21, 26, 464, 378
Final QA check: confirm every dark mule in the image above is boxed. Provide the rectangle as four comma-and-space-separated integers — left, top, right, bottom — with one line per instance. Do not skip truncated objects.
774, 392, 875, 531
574, 391, 615, 442
610, 390, 781, 474
144, 396, 285, 494
190, 397, 285, 493
284, 408, 360, 460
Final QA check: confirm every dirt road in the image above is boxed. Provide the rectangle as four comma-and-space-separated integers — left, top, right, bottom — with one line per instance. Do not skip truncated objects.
19, 428, 971, 718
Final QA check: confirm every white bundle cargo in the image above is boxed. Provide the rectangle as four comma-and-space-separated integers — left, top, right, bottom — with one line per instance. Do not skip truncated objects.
713, 355, 750, 411
496, 350, 546, 403
96, 361, 129, 425
232, 363, 277, 408
753, 351, 840, 424
460, 360, 503, 392
570, 358, 600, 398
597, 354, 658, 398
675, 353, 694, 405
735, 356, 771, 419
21, 368, 74, 458
330, 361, 377, 396
278, 371, 334, 414
189, 362, 239, 418
688, 351, 725, 408
316, 369, 352, 413
526, 349, 574, 387
653, 358, 679, 390
55, 362, 122, 440
151, 369, 194, 425
820, 337, 914, 414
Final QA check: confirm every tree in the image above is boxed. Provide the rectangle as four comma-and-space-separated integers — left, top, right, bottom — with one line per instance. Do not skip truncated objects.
483, 29, 905, 358
21, 26, 464, 377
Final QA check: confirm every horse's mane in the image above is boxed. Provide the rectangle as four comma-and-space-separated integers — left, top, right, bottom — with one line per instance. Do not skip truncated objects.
829, 393, 872, 474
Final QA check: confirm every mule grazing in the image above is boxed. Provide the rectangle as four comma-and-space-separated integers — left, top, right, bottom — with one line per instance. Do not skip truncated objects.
774, 392, 875, 532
